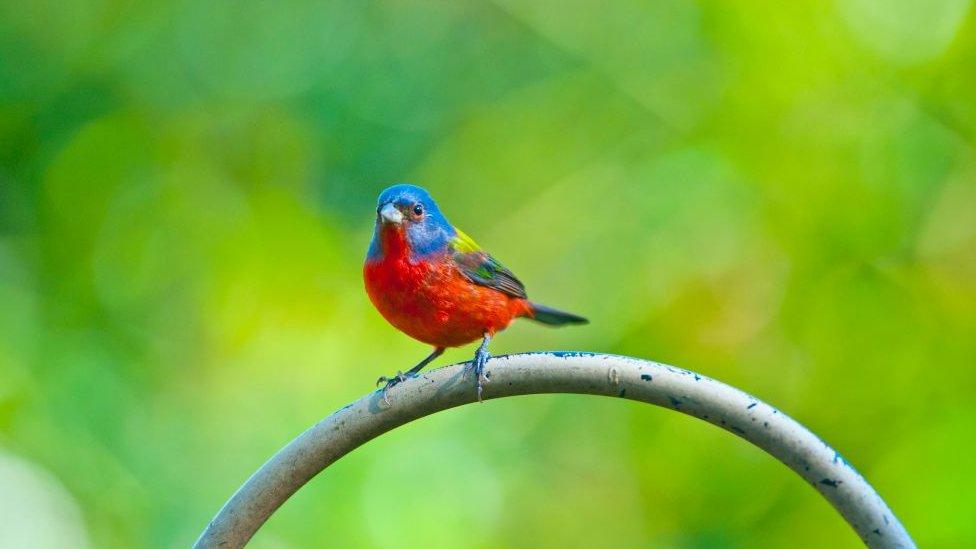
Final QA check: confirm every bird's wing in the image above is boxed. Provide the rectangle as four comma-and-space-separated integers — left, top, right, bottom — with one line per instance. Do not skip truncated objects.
449, 228, 527, 299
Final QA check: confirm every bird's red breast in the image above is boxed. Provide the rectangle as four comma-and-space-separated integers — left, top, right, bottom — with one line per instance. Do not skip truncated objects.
364, 224, 531, 347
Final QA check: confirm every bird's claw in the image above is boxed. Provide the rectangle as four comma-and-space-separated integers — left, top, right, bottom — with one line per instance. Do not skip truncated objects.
376, 370, 411, 405
471, 352, 491, 402
375, 371, 408, 387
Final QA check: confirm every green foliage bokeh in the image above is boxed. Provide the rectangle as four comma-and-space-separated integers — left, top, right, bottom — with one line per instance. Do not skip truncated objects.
1, 1, 975, 547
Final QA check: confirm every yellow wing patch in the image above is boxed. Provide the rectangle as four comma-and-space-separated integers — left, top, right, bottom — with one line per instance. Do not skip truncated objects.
451, 228, 482, 254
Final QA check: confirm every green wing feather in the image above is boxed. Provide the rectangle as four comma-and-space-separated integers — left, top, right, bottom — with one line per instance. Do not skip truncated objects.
450, 228, 527, 299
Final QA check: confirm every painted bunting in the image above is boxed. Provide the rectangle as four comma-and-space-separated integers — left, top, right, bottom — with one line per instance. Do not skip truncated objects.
364, 184, 587, 402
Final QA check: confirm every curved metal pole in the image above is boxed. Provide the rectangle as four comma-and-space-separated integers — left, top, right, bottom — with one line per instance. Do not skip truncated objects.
194, 352, 915, 548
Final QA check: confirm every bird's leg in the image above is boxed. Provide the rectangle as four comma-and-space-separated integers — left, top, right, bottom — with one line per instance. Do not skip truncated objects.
376, 347, 445, 404
471, 332, 492, 402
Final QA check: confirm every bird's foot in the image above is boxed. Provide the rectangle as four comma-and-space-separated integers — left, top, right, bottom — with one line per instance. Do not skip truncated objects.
471, 349, 491, 402
376, 371, 414, 405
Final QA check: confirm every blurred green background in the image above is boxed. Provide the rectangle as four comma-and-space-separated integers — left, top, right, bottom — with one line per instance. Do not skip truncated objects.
2, 0, 975, 547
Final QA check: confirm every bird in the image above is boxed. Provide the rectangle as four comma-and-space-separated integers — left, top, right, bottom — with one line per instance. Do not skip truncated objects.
364, 183, 587, 403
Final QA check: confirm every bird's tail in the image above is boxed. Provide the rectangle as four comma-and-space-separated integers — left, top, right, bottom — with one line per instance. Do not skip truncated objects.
526, 302, 588, 326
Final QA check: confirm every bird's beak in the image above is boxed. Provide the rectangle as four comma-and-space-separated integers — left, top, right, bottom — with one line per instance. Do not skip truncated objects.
379, 202, 404, 224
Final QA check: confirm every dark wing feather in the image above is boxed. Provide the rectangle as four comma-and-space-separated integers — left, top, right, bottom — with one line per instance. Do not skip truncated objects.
450, 229, 527, 299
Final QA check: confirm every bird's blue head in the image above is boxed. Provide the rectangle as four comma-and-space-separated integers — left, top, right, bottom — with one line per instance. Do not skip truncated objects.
366, 184, 456, 261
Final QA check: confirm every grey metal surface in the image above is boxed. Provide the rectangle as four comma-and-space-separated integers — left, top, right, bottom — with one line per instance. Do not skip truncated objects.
194, 352, 915, 548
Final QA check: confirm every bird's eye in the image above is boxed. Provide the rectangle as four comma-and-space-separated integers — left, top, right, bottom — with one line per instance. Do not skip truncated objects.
413, 204, 424, 216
